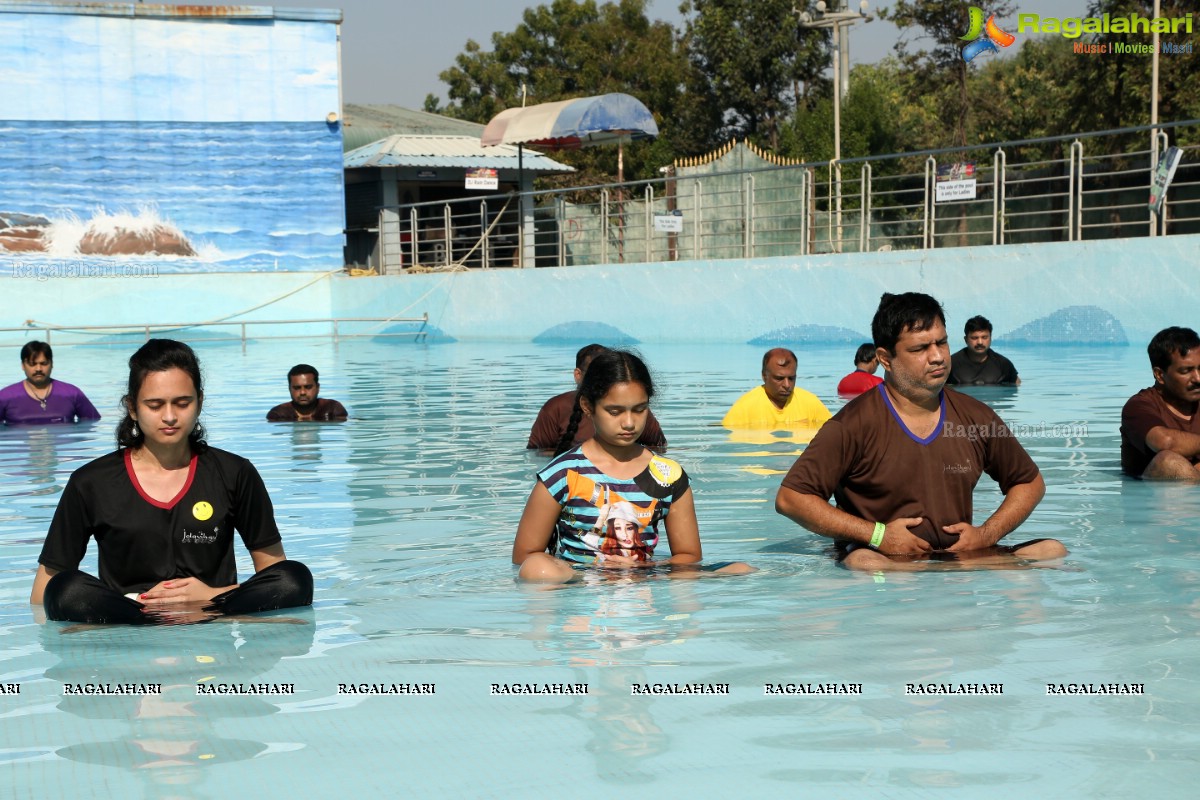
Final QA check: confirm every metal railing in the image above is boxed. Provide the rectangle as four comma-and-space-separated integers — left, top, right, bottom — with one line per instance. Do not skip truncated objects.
377, 120, 1200, 272
0, 316, 430, 346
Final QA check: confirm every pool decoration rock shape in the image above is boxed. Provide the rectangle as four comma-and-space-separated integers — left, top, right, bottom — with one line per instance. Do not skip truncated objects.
1006, 306, 1127, 345
533, 321, 639, 345
749, 324, 867, 346
0, 208, 196, 256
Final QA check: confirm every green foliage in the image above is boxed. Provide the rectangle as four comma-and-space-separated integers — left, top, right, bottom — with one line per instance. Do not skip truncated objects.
430, 0, 1200, 182
682, 0, 827, 150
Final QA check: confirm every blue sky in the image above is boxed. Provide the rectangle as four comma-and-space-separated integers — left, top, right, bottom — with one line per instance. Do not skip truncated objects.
291, 0, 1097, 108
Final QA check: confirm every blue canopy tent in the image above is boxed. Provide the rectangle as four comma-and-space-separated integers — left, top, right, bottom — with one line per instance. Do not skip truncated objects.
481, 93, 659, 265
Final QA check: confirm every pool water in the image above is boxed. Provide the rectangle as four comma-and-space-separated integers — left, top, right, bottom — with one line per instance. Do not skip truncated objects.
1, 339, 1196, 798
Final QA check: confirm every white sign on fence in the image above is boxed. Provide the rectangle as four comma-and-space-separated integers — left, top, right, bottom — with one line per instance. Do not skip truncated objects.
654, 212, 683, 233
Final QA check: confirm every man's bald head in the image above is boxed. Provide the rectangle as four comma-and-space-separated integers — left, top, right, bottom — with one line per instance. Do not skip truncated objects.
761, 348, 798, 409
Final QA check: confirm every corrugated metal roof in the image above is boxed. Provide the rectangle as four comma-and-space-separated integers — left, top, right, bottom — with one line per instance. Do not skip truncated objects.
341, 104, 486, 152
344, 135, 573, 173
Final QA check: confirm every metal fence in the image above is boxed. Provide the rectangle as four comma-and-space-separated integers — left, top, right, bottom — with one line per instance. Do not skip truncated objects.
0, 316, 430, 347
383, 120, 1200, 271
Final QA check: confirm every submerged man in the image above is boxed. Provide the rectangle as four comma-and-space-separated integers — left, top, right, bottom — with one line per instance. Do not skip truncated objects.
775, 292, 1066, 571
0, 341, 101, 425
527, 343, 666, 450
266, 365, 348, 422
947, 315, 1020, 386
722, 348, 831, 429
1120, 326, 1200, 480
836, 342, 884, 397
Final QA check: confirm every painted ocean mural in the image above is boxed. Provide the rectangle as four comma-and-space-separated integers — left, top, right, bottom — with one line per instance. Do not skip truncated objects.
0, 6, 344, 274
0, 120, 344, 273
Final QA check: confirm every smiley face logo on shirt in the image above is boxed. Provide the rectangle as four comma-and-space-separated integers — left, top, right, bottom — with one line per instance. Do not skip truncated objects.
192, 501, 214, 521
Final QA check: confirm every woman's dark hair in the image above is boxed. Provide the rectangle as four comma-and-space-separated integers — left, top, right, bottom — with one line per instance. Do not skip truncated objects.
117, 339, 207, 451
554, 350, 654, 456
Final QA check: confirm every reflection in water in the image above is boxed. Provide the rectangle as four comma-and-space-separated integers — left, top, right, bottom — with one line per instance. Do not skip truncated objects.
41, 613, 314, 794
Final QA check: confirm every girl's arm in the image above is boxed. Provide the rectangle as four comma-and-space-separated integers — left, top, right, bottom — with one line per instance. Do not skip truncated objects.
512, 482, 563, 564
30, 564, 58, 604
663, 488, 703, 564
250, 542, 286, 571
141, 543, 287, 605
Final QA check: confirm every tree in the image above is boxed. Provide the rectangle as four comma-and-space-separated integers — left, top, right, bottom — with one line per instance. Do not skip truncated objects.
682, 0, 828, 150
435, 0, 696, 184
881, 0, 1015, 147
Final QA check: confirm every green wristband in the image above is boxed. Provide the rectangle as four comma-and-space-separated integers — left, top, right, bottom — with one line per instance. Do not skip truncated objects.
870, 522, 886, 548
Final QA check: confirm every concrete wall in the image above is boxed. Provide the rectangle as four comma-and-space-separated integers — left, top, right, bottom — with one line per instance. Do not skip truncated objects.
4, 234, 1180, 348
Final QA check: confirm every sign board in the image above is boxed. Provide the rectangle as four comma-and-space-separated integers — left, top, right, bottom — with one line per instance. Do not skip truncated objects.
465, 167, 498, 190
935, 162, 977, 203
416, 170, 438, 179
1149, 146, 1182, 214
653, 211, 683, 233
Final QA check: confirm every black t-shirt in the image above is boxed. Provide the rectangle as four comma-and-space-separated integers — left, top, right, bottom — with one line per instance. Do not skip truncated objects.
39, 447, 282, 595
947, 348, 1019, 385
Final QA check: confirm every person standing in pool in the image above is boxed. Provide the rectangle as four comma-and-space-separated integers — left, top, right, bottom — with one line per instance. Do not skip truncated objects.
527, 344, 666, 450
0, 341, 101, 425
722, 348, 831, 430
946, 316, 1020, 386
775, 292, 1066, 571
1120, 326, 1200, 480
513, 349, 751, 582
836, 343, 884, 397
266, 364, 347, 421
30, 339, 313, 624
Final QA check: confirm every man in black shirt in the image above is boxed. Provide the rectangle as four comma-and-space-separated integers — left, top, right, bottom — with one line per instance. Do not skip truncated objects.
947, 316, 1020, 386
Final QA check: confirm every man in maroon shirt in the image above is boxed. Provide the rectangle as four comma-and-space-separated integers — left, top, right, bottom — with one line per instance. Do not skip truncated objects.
526, 344, 666, 451
775, 292, 1066, 571
266, 365, 347, 422
1120, 326, 1200, 480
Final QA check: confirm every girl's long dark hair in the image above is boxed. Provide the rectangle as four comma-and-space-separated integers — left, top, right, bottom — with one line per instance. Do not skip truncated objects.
554, 349, 654, 456
117, 338, 207, 451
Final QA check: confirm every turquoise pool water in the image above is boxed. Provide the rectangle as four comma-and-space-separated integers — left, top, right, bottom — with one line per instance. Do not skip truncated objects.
1, 339, 1196, 797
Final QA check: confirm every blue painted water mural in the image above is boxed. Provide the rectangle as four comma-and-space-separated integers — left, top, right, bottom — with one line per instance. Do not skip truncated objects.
0, 120, 344, 272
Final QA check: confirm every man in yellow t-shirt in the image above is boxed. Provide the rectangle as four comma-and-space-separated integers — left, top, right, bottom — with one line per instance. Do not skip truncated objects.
722, 348, 832, 430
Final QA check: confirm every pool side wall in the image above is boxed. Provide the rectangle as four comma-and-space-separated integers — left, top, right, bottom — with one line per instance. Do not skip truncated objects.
3, 236, 1192, 348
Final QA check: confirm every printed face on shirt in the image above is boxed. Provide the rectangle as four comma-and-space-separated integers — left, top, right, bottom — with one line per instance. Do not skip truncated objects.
612, 517, 638, 548
131, 367, 201, 448
581, 381, 649, 447
761, 358, 797, 408
881, 320, 950, 399
965, 329, 992, 355
21, 354, 52, 388
288, 373, 319, 411
1154, 347, 1200, 407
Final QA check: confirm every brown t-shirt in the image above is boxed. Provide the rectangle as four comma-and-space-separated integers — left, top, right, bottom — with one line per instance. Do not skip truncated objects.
1120, 387, 1200, 476
526, 390, 667, 450
781, 385, 1040, 549
266, 398, 348, 421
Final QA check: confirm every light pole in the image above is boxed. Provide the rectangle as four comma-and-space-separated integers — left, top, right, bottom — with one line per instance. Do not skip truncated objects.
796, 1, 871, 251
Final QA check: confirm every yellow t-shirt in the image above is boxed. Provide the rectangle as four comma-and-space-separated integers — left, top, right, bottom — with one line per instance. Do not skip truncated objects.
721, 385, 832, 430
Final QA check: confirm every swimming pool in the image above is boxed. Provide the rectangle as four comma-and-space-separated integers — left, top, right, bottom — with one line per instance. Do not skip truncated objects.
1, 338, 1196, 797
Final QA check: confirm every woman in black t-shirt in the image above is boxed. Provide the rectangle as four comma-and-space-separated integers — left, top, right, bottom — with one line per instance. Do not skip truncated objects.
30, 339, 312, 624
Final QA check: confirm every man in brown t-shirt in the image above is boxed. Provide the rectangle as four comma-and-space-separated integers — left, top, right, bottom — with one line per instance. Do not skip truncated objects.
1120, 326, 1200, 479
775, 292, 1067, 571
527, 344, 666, 451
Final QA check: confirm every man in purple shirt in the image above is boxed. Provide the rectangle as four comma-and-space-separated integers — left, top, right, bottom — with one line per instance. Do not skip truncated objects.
0, 341, 101, 424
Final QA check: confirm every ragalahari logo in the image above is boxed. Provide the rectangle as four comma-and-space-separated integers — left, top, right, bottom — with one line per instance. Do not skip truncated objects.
961, 6, 1016, 62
